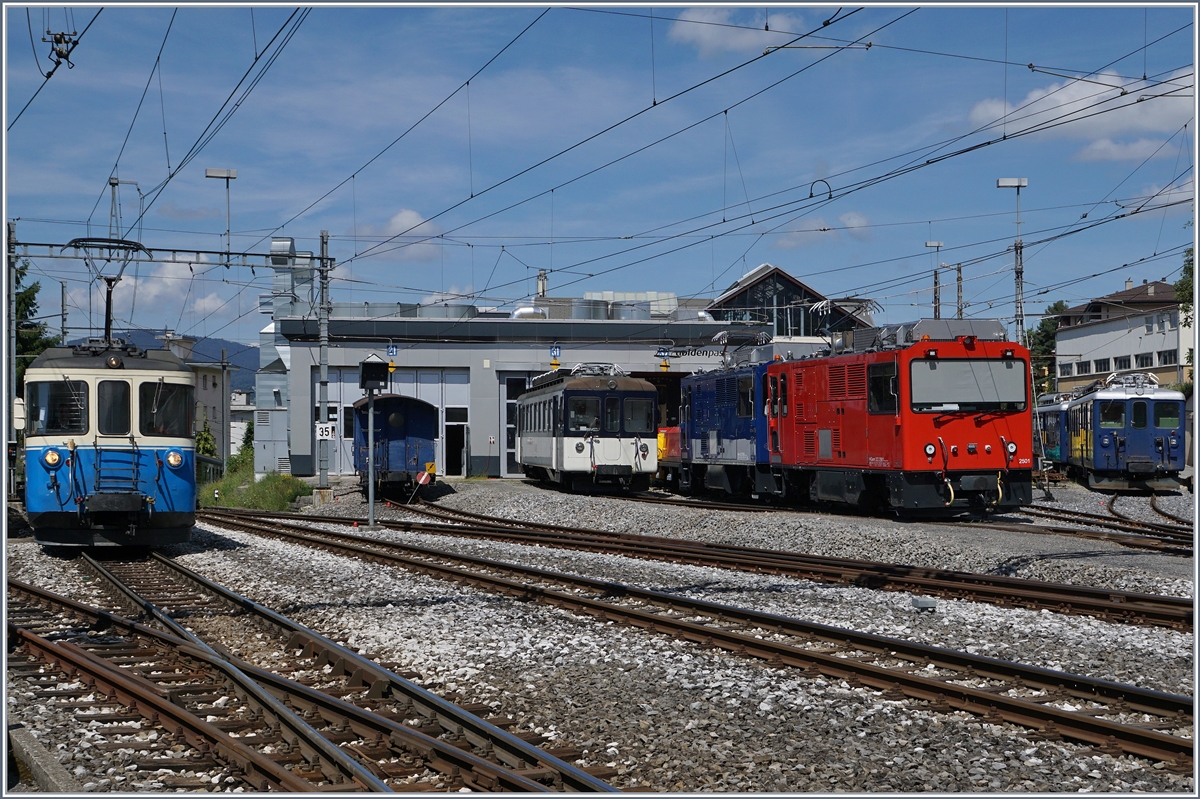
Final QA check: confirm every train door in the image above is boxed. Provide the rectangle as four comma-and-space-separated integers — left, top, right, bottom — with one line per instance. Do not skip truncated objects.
552, 396, 561, 472
1097, 399, 1125, 471
866, 359, 899, 467
766, 373, 781, 461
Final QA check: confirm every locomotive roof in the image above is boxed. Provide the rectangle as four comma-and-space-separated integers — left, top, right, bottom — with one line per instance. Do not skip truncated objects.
1065, 372, 1184, 402
27, 341, 190, 373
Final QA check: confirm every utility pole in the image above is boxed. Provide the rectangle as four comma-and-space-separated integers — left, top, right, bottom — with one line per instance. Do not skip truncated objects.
318, 230, 330, 496
955, 264, 964, 320
997, 178, 1028, 344
61, 281, 67, 342
933, 268, 941, 320
221, 347, 230, 465
925, 241, 943, 319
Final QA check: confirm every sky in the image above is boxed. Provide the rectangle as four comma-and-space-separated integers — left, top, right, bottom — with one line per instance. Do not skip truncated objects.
4, 3, 1196, 351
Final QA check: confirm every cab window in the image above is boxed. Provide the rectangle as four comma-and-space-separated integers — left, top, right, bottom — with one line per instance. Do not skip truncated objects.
624, 398, 654, 434
25, 380, 88, 435
1154, 401, 1180, 428
568, 396, 600, 433
139, 381, 195, 437
868, 362, 897, 414
98, 380, 130, 436
736, 377, 754, 418
1098, 401, 1125, 429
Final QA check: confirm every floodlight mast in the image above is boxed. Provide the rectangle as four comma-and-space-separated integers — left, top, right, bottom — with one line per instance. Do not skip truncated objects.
997, 178, 1028, 343
925, 241, 944, 319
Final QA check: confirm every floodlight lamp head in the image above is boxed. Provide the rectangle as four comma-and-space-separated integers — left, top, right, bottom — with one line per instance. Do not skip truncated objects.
996, 178, 1028, 189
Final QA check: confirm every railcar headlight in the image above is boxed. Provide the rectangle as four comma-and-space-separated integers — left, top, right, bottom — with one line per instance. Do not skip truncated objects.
575, 442, 585, 453
166, 451, 183, 468
640, 443, 649, 456
43, 449, 61, 467
923, 443, 936, 457
1005, 441, 1018, 455
1101, 437, 1111, 448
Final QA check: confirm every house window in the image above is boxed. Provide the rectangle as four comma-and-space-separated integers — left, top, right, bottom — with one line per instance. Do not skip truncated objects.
1158, 349, 1178, 366
1170, 312, 1178, 329
1059, 363, 1073, 377
1114, 355, 1131, 371
1135, 353, 1153, 368
1076, 361, 1091, 375
202, 374, 208, 389
1093, 358, 1110, 373
1145, 316, 1154, 333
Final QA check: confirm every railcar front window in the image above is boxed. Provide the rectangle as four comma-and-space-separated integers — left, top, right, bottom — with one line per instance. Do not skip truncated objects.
909, 359, 1026, 413
624, 398, 654, 434
1098, 401, 1125, 428
568, 396, 600, 433
1155, 402, 1181, 428
1132, 401, 1147, 429
139, 381, 194, 437
98, 381, 131, 436
25, 380, 88, 435
605, 397, 620, 432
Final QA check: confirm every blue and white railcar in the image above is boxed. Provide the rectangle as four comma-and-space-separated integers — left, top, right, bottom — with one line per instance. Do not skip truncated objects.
1062, 373, 1186, 491
22, 339, 197, 546
1033, 392, 1071, 468
517, 364, 658, 491
352, 394, 439, 490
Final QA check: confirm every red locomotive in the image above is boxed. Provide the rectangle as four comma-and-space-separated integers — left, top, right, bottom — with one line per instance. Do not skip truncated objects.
765, 319, 1033, 514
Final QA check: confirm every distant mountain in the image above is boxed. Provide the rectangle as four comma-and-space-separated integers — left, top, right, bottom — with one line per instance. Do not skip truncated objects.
69, 331, 259, 394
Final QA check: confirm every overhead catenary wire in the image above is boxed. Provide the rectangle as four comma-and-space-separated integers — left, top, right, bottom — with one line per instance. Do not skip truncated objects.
8, 7, 104, 132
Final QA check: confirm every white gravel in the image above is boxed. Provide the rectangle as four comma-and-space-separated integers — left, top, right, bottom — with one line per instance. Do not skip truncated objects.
5, 477, 1194, 792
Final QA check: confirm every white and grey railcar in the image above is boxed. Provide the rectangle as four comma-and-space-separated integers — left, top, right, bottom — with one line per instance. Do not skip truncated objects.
517, 363, 658, 491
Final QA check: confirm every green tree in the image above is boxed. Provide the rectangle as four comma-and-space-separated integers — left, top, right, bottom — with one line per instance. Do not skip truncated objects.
195, 421, 218, 458
1026, 299, 1068, 396
225, 419, 255, 474
15, 258, 62, 390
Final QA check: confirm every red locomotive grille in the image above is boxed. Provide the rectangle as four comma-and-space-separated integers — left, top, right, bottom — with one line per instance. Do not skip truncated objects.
803, 429, 816, 456
831, 429, 842, 450
793, 402, 804, 419
829, 365, 847, 398
846, 364, 866, 397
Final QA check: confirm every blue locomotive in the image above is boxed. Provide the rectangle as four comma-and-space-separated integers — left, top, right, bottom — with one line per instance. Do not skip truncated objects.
352, 394, 439, 491
674, 360, 775, 496
20, 338, 197, 546
1037, 373, 1187, 491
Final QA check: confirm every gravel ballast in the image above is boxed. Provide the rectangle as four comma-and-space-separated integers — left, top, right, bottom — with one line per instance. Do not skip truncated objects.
5, 478, 1194, 792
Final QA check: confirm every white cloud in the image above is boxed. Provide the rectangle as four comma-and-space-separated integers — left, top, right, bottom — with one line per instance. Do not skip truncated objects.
838, 211, 871, 241
967, 69, 1192, 157
774, 217, 836, 250
357, 209, 443, 262
420, 284, 475, 306
668, 8, 806, 57
1076, 138, 1174, 162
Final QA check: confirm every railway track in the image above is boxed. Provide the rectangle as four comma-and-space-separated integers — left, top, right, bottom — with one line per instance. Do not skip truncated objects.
81, 551, 616, 792
198, 510, 1195, 771
205, 505, 1193, 631
1151, 494, 1193, 527
1021, 502, 1192, 549
8, 556, 618, 792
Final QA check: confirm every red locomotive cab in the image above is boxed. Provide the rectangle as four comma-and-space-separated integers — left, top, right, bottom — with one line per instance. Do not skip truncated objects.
769, 321, 1034, 514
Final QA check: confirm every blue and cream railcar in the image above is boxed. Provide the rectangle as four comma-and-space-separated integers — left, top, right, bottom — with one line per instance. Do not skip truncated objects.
352, 394, 438, 490
517, 364, 658, 491
1062, 374, 1186, 490
671, 361, 775, 497
1034, 392, 1071, 468
22, 339, 196, 546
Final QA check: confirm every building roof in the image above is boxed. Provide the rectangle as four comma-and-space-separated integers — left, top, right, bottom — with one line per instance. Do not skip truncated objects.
707, 262, 875, 327
1061, 280, 1177, 317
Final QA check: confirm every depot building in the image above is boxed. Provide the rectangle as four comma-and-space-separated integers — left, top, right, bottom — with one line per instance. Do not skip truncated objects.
254, 241, 871, 480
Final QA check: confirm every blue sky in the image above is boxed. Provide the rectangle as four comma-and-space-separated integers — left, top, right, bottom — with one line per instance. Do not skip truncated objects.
4, 4, 1196, 348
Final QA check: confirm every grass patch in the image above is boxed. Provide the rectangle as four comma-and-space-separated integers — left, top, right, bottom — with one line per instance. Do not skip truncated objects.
199, 461, 312, 511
